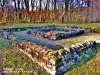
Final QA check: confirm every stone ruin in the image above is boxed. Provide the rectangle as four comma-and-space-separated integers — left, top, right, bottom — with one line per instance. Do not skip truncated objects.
17, 41, 96, 75
1, 25, 98, 75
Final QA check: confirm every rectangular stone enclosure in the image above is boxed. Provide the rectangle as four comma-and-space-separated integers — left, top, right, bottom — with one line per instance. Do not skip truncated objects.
2, 25, 97, 75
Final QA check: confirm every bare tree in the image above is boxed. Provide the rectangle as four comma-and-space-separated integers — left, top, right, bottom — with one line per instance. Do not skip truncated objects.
39, 0, 42, 11
24, 0, 29, 12
65, 0, 69, 11
54, 0, 57, 10
0, 0, 6, 12
0, 0, 98, 23
31, 0, 35, 10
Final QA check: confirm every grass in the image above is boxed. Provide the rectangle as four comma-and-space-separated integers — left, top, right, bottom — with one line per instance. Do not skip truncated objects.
0, 31, 12, 49
0, 40, 12, 49
2, 45, 100, 75
79, 23, 100, 29
0, 22, 55, 28
0, 22, 100, 29
0, 23, 100, 75
0, 28, 49, 75
3, 49, 50, 75
68, 23, 100, 29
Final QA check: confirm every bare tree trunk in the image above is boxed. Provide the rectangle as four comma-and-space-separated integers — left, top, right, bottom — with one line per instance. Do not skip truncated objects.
24, 0, 29, 14
24, 0, 29, 21
65, 0, 69, 22
54, 0, 57, 10
87, 0, 91, 23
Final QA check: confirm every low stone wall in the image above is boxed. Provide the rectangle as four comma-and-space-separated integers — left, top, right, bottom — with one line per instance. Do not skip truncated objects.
55, 41, 97, 75
83, 28, 100, 33
56, 46, 97, 75
16, 40, 97, 75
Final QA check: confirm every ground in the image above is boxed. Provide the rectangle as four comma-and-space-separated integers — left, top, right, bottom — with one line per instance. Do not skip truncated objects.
0, 23, 100, 75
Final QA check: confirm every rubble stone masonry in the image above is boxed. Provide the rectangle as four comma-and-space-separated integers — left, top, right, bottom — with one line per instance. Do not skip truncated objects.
17, 40, 97, 75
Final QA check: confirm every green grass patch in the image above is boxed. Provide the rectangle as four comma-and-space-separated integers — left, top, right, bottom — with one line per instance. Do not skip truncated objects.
79, 23, 100, 29
0, 39, 12, 49
97, 44, 100, 50
0, 22, 100, 29
3, 50, 50, 75
0, 28, 12, 49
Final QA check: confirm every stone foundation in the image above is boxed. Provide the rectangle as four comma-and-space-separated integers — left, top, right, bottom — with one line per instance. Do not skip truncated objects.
17, 40, 97, 75
2, 25, 98, 75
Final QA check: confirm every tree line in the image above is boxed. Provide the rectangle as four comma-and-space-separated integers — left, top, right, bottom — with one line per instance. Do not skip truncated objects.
0, 0, 100, 23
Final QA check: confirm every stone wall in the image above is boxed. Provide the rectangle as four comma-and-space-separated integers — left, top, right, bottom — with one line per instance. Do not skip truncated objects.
17, 40, 97, 75
83, 27, 100, 33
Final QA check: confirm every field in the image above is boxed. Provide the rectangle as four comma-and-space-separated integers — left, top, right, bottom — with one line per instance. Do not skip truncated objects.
0, 23, 100, 75
0, 23, 100, 29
